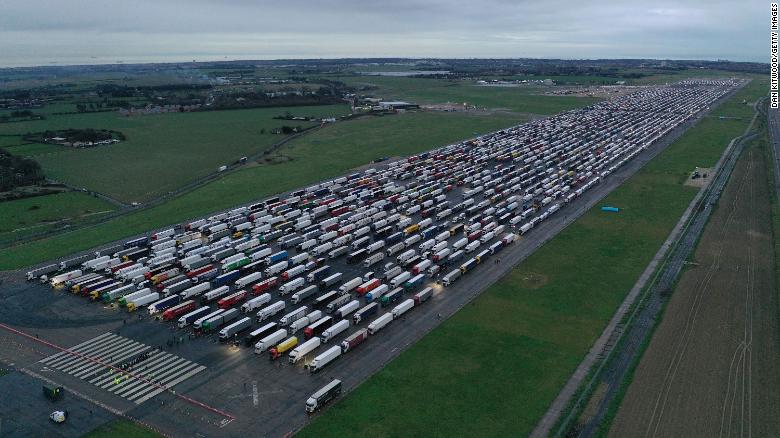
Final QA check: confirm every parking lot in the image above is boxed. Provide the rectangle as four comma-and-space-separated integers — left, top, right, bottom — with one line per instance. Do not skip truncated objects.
0, 79, 743, 437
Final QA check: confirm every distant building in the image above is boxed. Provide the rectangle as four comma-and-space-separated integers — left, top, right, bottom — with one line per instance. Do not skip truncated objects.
378, 101, 419, 110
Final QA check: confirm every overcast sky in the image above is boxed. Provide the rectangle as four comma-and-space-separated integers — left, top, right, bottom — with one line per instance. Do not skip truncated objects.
0, 0, 764, 67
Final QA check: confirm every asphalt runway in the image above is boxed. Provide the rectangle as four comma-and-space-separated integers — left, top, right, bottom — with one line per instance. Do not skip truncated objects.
0, 84, 742, 438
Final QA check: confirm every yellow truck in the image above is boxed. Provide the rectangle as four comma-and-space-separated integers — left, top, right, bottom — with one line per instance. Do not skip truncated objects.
270, 336, 298, 360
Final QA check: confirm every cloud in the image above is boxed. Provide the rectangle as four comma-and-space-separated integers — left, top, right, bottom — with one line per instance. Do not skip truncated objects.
0, 0, 763, 67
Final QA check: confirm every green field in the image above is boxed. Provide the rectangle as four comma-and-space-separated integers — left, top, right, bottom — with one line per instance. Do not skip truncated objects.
0, 192, 116, 243
82, 419, 162, 438
298, 78, 767, 437
0, 111, 530, 269
334, 75, 602, 113
0, 104, 350, 202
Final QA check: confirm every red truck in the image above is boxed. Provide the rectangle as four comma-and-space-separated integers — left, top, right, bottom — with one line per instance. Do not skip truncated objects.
162, 300, 196, 321
218, 291, 247, 309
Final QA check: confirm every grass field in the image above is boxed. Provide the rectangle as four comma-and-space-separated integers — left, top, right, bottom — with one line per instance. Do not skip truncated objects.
0, 111, 531, 269
0, 192, 116, 243
0, 104, 350, 202
82, 419, 162, 438
298, 77, 767, 437
334, 75, 602, 113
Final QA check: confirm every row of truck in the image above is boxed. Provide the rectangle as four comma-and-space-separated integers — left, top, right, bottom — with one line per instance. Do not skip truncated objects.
32, 79, 740, 382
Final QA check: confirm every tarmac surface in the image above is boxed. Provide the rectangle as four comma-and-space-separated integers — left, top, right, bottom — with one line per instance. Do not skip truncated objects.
0, 85, 742, 438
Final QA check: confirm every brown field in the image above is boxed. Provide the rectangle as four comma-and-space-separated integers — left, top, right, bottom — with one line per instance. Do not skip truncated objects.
609, 140, 780, 437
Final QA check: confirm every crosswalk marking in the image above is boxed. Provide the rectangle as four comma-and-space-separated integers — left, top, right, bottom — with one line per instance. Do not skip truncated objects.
39, 333, 205, 404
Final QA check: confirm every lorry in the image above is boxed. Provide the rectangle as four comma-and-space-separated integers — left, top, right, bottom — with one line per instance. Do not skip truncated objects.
304, 316, 334, 339
442, 269, 461, 287
367, 313, 393, 335
355, 278, 381, 296
339, 277, 362, 294
307, 266, 331, 283
403, 273, 425, 291
321, 319, 350, 343
252, 277, 278, 295
353, 302, 379, 324
256, 301, 286, 322
279, 306, 308, 326
127, 292, 160, 312
202, 308, 239, 333
235, 272, 263, 289
413, 287, 433, 305
305, 379, 342, 413
334, 300, 360, 319
244, 322, 278, 347
309, 346, 341, 373
49, 270, 83, 287
193, 309, 225, 330
363, 252, 385, 268
391, 299, 415, 318
270, 336, 299, 360
326, 294, 352, 313
241, 293, 272, 313
218, 290, 247, 309
255, 329, 288, 354
201, 285, 230, 303
148, 295, 181, 315
340, 328, 368, 353
318, 273, 343, 290
364, 284, 390, 303
291, 285, 319, 304
279, 277, 305, 295
288, 337, 321, 364
162, 300, 196, 321
218, 317, 252, 342
180, 282, 210, 300
177, 306, 212, 329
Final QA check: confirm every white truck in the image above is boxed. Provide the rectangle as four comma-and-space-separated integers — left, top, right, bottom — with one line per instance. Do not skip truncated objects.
288, 337, 322, 364
309, 346, 341, 373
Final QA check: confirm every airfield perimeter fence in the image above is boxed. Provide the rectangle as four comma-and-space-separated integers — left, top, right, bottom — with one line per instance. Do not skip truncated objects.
556, 97, 764, 437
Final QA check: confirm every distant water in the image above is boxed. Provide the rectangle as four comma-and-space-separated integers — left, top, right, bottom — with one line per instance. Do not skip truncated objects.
359, 71, 451, 76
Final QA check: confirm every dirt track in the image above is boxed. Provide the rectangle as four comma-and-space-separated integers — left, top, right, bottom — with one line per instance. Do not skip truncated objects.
609, 140, 780, 437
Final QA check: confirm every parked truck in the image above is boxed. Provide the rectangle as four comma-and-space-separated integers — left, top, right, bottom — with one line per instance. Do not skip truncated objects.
305, 379, 342, 413
309, 346, 341, 373
353, 302, 379, 324
288, 337, 321, 364
178, 306, 213, 329
368, 313, 393, 335
321, 319, 350, 343
241, 293, 271, 313
269, 336, 299, 360
340, 329, 368, 353
255, 329, 288, 354
218, 317, 252, 342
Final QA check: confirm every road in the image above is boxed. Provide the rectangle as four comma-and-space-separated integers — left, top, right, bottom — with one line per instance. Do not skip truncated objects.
0, 85, 742, 438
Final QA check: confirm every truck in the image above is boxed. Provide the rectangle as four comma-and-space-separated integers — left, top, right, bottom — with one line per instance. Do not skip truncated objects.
269, 336, 299, 360
281, 265, 306, 281
392, 299, 415, 318
202, 308, 239, 333
218, 290, 247, 309
304, 316, 334, 339
279, 306, 308, 326
212, 270, 241, 288
321, 319, 350, 343
148, 295, 181, 315
397, 249, 416, 264
364, 284, 390, 303
256, 301, 286, 322
162, 300, 196, 321
193, 309, 225, 330
334, 300, 360, 319
264, 261, 289, 276
340, 328, 368, 353
119, 288, 152, 307
307, 266, 331, 283
180, 282, 210, 300
339, 277, 362, 294
291, 285, 319, 305
49, 270, 83, 287
353, 302, 379, 324
218, 317, 252, 342
355, 278, 381, 296
279, 277, 305, 295
309, 346, 341, 373
460, 259, 477, 274
325, 294, 351, 313
317, 272, 342, 290
161, 278, 193, 297
241, 293, 271, 313
288, 337, 321, 363
252, 277, 278, 295
411, 259, 432, 275
244, 322, 277, 347
442, 269, 461, 287
235, 272, 263, 289
201, 285, 230, 303
380, 287, 404, 307
413, 287, 433, 305
101, 284, 136, 303
265, 250, 289, 265
363, 252, 385, 268
367, 313, 393, 335
389, 271, 412, 288
175, 306, 211, 328
255, 329, 288, 354
127, 292, 160, 312
305, 379, 342, 413
312, 290, 340, 310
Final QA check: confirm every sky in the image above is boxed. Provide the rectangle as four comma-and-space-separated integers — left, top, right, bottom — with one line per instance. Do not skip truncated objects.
0, 0, 765, 67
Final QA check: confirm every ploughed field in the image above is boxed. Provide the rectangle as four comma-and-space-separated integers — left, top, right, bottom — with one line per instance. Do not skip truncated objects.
609, 133, 780, 437
15, 80, 742, 437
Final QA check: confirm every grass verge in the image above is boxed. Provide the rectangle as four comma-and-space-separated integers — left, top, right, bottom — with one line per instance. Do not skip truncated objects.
82, 419, 162, 438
